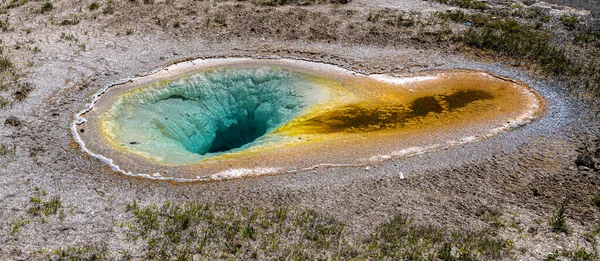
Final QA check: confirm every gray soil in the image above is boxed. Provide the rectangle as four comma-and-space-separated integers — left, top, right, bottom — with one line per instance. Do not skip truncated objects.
1, 0, 600, 260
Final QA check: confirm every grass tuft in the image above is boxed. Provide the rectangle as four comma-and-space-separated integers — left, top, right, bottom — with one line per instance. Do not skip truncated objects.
27, 187, 62, 217
13, 82, 33, 101
50, 243, 108, 260
88, 2, 99, 11
0, 144, 16, 155
40, 2, 52, 13
550, 197, 569, 233
593, 194, 600, 208
561, 14, 579, 31
0, 56, 13, 73
0, 96, 8, 109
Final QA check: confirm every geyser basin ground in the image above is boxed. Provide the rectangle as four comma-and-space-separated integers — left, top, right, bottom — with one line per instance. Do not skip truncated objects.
73, 58, 543, 181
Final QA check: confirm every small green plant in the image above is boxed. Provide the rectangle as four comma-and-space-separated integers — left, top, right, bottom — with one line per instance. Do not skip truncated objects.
544, 247, 597, 261
367, 11, 379, 22
102, 0, 114, 15
43, 196, 62, 216
40, 2, 53, 13
27, 187, 62, 216
14, 82, 33, 101
575, 30, 600, 48
550, 197, 569, 233
0, 96, 8, 109
457, 0, 487, 10
0, 18, 8, 31
4, 0, 30, 9
482, 212, 505, 229
0, 144, 16, 155
561, 14, 579, 30
125, 28, 134, 35
11, 219, 29, 234
60, 18, 80, 26
384, 12, 416, 27
49, 243, 108, 260
593, 194, 600, 208
0, 56, 13, 72
60, 32, 77, 42
88, 2, 99, 11
213, 13, 226, 26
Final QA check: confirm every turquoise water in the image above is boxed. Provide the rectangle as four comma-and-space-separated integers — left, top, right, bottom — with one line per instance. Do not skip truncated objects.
102, 67, 332, 164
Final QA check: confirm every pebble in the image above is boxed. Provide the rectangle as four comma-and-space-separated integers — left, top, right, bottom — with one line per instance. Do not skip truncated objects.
579, 166, 590, 171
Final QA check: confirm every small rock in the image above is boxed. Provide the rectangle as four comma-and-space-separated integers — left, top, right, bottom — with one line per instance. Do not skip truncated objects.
575, 150, 596, 169
579, 165, 590, 171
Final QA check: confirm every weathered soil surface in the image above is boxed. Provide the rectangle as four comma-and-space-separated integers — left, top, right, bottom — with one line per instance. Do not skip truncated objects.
1, 0, 600, 260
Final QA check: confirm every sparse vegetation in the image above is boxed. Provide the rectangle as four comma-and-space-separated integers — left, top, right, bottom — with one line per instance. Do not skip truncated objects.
435, 9, 600, 95
13, 82, 33, 101
367, 11, 380, 22
0, 143, 16, 155
102, 0, 114, 15
575, 29, 600, 48
60, 32, 77, 42
561, 14, 579, 31
593, 193, 600, 208
437, 10, 574, 75
482, 211, 505, 229
11, 219, 29, 234
40, 2, 52, 13
430, 0, 488, 10
367, 215, 513, 260
544, 247, 597, 261
48, 243, 108, 260
250, 0, 350, 6
0, 56, 13, 72
2, 0, 30, 10
383, 12, 417, 27
120, 200, 513, 260
0, 96, 8, 109
550, 197, 569, 233
0, 18, 8, 31
27, 187, 62, 217
125, 201, 352, 260
60, 18, 80, 26
88, 2, 99, 11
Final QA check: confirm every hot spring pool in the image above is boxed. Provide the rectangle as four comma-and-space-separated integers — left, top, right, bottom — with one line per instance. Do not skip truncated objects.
73, 58, 543, 181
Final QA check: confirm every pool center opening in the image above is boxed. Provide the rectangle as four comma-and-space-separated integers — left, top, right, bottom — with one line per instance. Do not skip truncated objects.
102, 67, 332, 159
